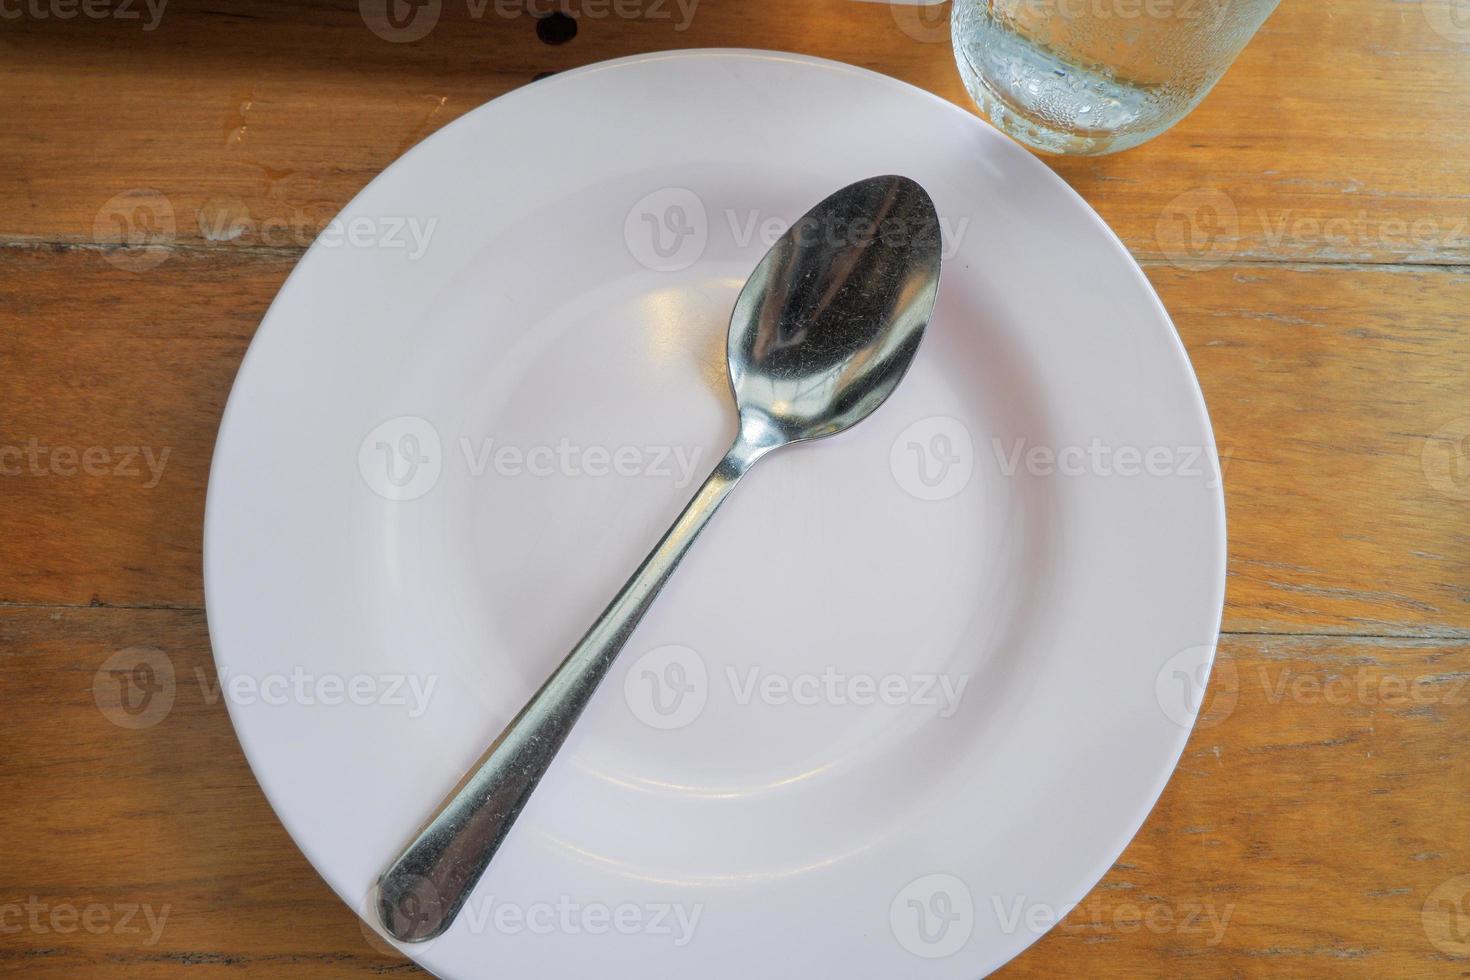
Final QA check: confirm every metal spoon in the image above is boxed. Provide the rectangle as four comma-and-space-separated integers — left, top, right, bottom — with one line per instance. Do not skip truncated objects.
377, 174, 943, 943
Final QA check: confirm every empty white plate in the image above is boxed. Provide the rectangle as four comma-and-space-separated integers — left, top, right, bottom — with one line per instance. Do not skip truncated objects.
204, 49, 1225, 979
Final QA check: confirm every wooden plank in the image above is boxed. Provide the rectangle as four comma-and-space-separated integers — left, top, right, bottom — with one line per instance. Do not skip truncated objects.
1148, 262, 1470, 636
4, 247, 1467, 634
1, 609, 1465, 975
0, 0, 1467, 264
0, 245, 286, 608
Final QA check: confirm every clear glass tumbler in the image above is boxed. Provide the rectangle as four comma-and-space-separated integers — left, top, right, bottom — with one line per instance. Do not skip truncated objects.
952, 0, 1281, 155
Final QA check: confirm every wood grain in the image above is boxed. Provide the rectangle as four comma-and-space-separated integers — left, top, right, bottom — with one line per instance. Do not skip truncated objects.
2, 0, 1468, 975
0, 0, 1467, 264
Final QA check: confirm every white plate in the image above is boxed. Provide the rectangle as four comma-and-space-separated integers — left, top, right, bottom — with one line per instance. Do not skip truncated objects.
205, 49, 1225, 979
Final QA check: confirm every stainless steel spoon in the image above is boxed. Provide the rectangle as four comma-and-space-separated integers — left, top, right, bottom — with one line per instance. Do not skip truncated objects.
377, 174, 943, 943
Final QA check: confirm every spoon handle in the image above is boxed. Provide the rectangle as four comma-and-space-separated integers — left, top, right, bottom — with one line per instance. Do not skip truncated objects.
377, 434, 768, 943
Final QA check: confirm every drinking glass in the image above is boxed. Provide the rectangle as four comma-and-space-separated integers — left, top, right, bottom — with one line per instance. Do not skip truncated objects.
952, 0, 1281, 155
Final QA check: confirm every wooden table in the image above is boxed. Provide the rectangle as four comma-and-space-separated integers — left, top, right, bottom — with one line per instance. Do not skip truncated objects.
3, 0, 1467, 975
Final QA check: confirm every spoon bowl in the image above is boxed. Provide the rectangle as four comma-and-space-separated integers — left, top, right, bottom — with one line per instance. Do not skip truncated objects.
729, 175, 942, 448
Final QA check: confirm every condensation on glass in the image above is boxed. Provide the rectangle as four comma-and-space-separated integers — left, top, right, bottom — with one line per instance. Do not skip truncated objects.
953, 0, 1281, 155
